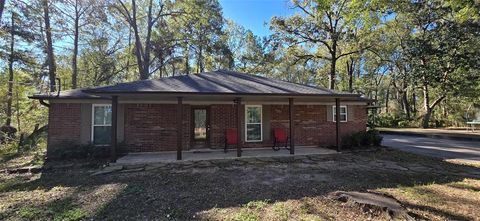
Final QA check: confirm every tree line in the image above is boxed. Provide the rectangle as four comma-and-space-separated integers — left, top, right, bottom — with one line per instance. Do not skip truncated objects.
0, 0, 479, 145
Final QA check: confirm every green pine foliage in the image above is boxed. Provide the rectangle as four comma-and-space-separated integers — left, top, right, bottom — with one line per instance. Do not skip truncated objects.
0, 0, 479, 159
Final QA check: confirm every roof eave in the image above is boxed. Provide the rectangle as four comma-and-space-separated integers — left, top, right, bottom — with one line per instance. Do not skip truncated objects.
82, 90, 361, 98
28, 95, 110, 100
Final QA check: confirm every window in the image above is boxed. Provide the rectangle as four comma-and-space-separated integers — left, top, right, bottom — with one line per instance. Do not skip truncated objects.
92, 104, 112, 145
333, 106, 347, 122
245, 105, 262, 142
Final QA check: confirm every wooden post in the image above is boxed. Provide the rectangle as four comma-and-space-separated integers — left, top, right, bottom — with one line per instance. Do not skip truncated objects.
289, 98, 295, 154
177, 97, 183, 160
335, 98, 341, 152
236, 98, 242, 157
110, 96, 118, 162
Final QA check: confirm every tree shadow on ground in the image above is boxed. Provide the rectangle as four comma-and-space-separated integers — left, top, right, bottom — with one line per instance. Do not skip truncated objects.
3, 149, 480, 220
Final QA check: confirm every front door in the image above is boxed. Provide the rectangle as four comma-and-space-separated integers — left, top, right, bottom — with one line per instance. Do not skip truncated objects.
191, 107, 210, 148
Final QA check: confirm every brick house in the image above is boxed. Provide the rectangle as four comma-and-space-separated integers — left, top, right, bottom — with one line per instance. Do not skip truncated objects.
30, 70, 373, 161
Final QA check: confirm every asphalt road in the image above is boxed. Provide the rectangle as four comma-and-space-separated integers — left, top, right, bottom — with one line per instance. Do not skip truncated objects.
382, 134, 480, 163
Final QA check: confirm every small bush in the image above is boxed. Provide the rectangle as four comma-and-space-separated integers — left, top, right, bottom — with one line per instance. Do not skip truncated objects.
376, 113, 417, 128
370, 130, 383, 146
342, 130, 383, 149
48, 143, 109, 160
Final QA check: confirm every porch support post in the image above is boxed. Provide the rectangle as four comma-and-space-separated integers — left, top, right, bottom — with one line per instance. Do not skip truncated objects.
110, 96, 118, 162
236, 97, 242, 157
289, 98, 295, 155
335, 98, 341, 152
177, 97, 183, 160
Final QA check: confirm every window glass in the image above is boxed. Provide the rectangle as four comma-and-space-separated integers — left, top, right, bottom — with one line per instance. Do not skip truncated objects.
247, 106, 261, 123
94, 106, 112, 125
333, 106, 347, 122
94, 106, 105, 125
246, 106, 262, 141
194, 109, 207, 139
246, 124, 261, 141
93, 126, 111, 145
93, 105, 112, 145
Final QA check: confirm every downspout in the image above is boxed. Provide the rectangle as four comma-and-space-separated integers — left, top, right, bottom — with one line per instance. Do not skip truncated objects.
39, 99, 50, 108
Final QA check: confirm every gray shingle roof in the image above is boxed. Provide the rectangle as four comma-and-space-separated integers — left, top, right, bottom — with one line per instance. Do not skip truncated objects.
29, 88, 109, 100
83, 70, 358, 97
30, 70, 363, 99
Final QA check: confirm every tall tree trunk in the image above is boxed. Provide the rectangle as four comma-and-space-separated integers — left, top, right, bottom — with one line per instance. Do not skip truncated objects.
158, 57, 165, 78
6, 13, 14, 127
422, 108, 432, 129
71, 2, 79, 89
329, 59, 337, 90
402, 91, 410, 119
385, 87, 390, 113
346, 58, 354, 92
442, 99, 448, 118
329, 60, 336, 90
43, 0, 56, 92
0, 0, 5, 22
397, 90, 404, 111
412, 90, 417, 114
126, 25, 132, 75
143, 0, 154, 78
198, 43, 204, 73
184, 45, 190, 74
421, 79, 430, 128
15, 90, 21, 132
421, 83, 445, 128
127, 0, 147, 79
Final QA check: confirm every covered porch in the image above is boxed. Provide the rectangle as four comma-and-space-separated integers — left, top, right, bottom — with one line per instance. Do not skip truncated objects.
115, 146, 337, 165
79, 71, 372, 162
105, 94, 353, 162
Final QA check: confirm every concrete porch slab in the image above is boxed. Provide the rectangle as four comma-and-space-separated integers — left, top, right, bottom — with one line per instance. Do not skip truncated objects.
115, 146, 337, 165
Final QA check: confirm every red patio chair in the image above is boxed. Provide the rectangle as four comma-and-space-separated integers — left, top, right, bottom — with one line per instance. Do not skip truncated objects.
224, 128, 238, 153
272, 128, 289, 151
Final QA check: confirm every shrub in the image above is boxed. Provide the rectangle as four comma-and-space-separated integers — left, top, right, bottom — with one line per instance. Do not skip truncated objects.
369, 130, 383, 146
341, 130, 383, 149
376, 113, 401, 127
48, 143, 109, 160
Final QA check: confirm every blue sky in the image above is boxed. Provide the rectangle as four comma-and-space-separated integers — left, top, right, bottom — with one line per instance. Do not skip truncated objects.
219, 0, 296, 37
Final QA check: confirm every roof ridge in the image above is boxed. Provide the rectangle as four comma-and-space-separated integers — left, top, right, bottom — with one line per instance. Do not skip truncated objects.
72, 70, 364, 97
213, 70, 356, 96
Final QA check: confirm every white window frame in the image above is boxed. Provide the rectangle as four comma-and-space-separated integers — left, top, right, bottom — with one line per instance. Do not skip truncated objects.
245, 105, 263, 142
333, 105, 348, 122
91, 104, 112, 145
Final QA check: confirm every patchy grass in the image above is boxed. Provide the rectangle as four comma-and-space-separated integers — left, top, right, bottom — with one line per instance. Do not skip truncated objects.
377, 178, 480, 220
0, 140, 46, 170
201, 197, 392, 221
1, 149, 479, 220
446, 159, 480, 169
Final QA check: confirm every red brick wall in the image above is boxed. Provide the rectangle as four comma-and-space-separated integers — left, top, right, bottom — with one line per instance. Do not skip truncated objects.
271, 105, 329, 146
209, 104, 237, 148
269, 105, 366, 146
48, 103, 82, 153
124, 104, 190, 152
339, 105, 368, 140
47, 103, 367, 153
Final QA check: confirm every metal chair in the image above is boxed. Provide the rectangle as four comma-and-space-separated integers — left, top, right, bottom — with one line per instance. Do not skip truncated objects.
272, 128, 289, 151
224, 128, 238, 153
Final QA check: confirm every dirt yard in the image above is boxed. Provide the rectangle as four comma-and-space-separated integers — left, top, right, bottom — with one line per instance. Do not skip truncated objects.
1, 149, 480, 220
